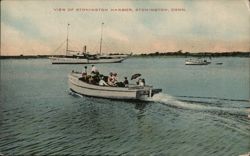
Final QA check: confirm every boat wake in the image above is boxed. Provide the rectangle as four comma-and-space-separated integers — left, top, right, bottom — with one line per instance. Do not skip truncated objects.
176, 95, 250, 104
69, 90, 249, 117
149, 93, 248, 116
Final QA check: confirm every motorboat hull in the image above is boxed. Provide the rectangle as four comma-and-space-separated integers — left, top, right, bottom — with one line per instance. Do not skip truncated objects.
185, 62, 210, 65
185, 59, 211, 65
68, 73, 162, 100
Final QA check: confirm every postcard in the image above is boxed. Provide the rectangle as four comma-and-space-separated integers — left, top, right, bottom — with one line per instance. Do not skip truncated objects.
0, 0, 249, 155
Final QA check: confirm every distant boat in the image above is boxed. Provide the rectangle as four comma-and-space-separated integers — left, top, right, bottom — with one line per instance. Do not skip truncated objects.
215, 62, 223, 65
68, 71, 162, 100
49, 23, 128, 64
49, 54, 128, 64
185, 58, 211, 65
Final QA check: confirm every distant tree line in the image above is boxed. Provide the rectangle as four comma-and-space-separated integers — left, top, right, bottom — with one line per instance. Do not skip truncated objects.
133, 51, 250, 57
0, 51, 249, 59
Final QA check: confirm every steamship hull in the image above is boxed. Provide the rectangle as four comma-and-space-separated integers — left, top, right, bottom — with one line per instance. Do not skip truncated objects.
49, 56, 126, 64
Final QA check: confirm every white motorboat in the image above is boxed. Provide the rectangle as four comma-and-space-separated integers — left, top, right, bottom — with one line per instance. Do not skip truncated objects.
68, 72, 162, 100
49, 23, 128, 64
185, 58, 211, 65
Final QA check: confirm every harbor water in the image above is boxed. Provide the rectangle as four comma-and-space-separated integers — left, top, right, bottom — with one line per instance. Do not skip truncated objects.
0, 57, 249, 155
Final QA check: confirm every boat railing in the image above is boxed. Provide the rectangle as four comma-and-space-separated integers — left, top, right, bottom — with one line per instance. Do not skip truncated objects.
128, 84, 152, 90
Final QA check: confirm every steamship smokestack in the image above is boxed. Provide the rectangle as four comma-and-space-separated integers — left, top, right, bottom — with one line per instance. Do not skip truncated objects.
83, 45, 87, 53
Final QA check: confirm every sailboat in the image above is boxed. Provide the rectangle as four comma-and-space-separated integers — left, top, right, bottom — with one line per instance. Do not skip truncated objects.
49, 23, 128, 64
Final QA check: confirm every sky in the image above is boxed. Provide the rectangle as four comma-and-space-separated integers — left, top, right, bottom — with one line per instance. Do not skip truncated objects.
1, 0, 250, 56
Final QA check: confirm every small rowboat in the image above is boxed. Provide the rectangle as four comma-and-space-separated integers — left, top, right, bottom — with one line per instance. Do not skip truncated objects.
68, 72, 162, 100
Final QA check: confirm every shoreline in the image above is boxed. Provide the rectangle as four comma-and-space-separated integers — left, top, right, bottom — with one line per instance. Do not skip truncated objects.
0, 52, 249, 59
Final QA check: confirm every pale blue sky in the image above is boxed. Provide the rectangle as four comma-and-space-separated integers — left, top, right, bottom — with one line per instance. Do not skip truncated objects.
1, 0, 249, 55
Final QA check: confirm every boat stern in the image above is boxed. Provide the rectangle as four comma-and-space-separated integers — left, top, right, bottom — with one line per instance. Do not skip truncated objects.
152, 88, 162, 96
136, 87, 162, 100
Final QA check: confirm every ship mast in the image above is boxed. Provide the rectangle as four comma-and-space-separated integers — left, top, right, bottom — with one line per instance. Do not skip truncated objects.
99, 22, 104, 55
66, 23, 70, 56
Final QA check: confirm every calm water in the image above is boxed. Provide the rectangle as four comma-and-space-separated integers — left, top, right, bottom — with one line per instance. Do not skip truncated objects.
0, 57, 249, 155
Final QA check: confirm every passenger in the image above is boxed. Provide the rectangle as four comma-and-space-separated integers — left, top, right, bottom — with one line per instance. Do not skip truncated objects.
112, 73, 118, 84
82, 71, 87, 77
113, 73, 126, 87
90, 66, 100, 83
142, 79, 145, 86
136, 78, 141, 85
88, 76, 94, 84
93, 73, 100, 84
123, 77, 129, 87
103, 76, 109, 82
83, 66, 88, 74
138, 78, 145, 86
86, 75, 91, 82
123, 77, 129, 85
80, 72, 87, 81
91, 65, 99, 74
99, 76, 108, 86
108, 72, 116, 86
